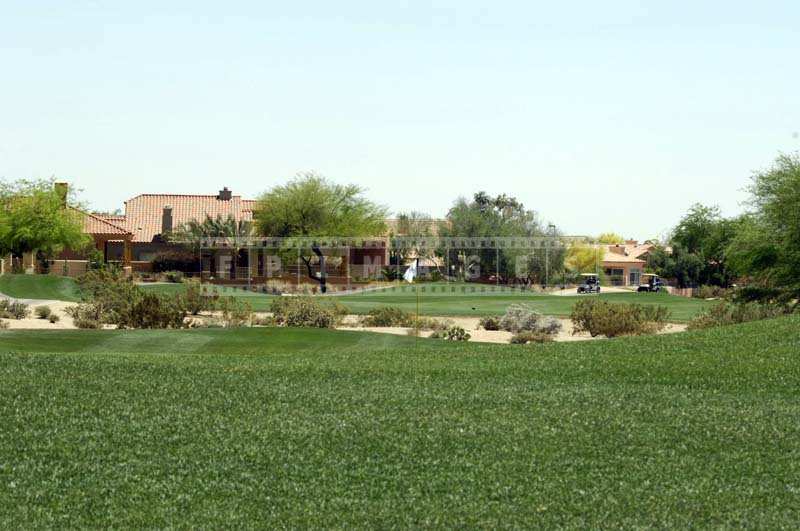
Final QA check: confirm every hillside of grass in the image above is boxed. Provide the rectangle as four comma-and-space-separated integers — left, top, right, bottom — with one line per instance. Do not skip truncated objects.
141, 281, 710, 320
0, 274, 81, 302
1, 315, 799, 527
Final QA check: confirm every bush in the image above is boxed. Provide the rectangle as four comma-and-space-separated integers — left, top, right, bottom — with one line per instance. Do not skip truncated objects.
252, 314, 277, 327
49, 313, 60, 324
182, 279, 216, 315
118, 292, 187, 329
162, 270, 184, 283
499, 304, 542, 333
695, 285, 728, 299
73, 270, 189, 329
496, 304, 563, 335
67, 304, 103, 329
35, 305, 52, 319
0, 300, 29, 320
361, 306, 413, 327
430, 325, 471, 341
270, 297, 340, 328
510, 330, 554, 344
570, 299, 670, 337
688, 301, 790, 330
478, 315, 501, 331
415, 316, 453, 331
218, 297, 253, 328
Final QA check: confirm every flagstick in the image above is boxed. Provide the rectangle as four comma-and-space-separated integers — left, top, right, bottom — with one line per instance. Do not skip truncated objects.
415, 282, 420, 348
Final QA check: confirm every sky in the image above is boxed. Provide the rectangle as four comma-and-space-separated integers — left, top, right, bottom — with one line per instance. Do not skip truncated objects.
1, 1, 798, 240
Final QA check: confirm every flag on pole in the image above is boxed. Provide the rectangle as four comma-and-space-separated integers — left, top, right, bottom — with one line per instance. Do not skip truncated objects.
403, 258, 418, 283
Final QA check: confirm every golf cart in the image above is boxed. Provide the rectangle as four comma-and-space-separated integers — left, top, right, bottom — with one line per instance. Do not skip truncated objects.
577, 273, 601, 294
637, 273, 664, 293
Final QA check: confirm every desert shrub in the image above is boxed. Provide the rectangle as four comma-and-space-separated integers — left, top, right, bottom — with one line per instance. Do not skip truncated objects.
496, 304, 563, 335
67, 305, 103, 329
687, 301, 790, 330
71, 276, 188, 329
430, 325, 471, 341
695, 285, 728, 299
162, 270, 185, 283
218, 297, 253, 328
570, 299, 670, 337
252, 314, 277, 327
499, 304, 543, 333
76, 268, 139, 323
510, 330, 554, 344
270, 297, 339, 328
0, 319, 8, 329
117, 292, 187, 329
0, 300, 30, 320
48, 313, 60, 324
35, 306, 52, 319
181, 280, 216, 315
478, 315, 501, 331
415, 316, 453, 331
360, 306, 413, 327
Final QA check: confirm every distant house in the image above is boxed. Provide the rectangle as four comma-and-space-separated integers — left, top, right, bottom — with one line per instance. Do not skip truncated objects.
99, 187, 256, 263
601, 240, 657, 286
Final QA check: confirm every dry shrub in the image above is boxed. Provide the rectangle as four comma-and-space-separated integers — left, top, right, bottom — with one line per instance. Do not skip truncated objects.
360, 306, 413, 327
570, 299, 669, 337
688, 301, 790, 330
270, 297, 341, 328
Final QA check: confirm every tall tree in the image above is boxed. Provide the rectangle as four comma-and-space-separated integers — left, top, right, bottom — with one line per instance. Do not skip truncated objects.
669, 204, 738, 286
0, 179, 88, 261
729, 152, 800, 299
439, 192, 557, 283
252, 172, 387, 293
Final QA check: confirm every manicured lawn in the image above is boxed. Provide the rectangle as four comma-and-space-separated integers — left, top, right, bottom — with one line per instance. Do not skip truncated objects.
1, 316, 799, 527
0, 274, 81, 302
141, 281, 711, 321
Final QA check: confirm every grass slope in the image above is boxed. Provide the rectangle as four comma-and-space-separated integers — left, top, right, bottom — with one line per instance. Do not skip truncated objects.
0, 274, 81, 302
142, 281, 710, 321
1, 316, 799, 527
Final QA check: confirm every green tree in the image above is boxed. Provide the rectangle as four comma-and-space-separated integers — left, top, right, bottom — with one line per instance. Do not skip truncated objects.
439, 192, 558, 284
670, 204, 738, 286
252, 172, 387, 293
730, 152, 800, 298
0, 179, 88, 262
597, 232, 624, 244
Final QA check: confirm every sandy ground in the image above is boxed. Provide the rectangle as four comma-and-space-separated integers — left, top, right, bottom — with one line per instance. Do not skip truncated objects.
1, 294, 687, 345
337, 315, 687, 344
0, 299, 78, 330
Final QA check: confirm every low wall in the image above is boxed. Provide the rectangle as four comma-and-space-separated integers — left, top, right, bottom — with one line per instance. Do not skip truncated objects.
46, 260, 89, 278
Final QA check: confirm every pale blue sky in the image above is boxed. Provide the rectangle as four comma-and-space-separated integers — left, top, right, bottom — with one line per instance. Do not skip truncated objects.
1, 1, 798, 239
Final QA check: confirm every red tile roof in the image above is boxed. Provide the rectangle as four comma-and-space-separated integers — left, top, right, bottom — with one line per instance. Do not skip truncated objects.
121, 194, 256, 243
71, 208, 132, 238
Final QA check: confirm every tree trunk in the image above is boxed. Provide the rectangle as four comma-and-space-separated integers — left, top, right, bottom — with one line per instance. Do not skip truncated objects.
300, 245, 328, 293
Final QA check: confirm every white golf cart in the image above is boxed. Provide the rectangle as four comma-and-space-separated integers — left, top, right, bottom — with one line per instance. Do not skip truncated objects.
577, 273, 601, 294
637, 273, 665, 293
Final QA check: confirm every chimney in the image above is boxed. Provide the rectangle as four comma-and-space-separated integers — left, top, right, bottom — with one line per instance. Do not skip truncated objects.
162, 205, 173, 235
54, 182, 68, 207
217, 187, 232, 201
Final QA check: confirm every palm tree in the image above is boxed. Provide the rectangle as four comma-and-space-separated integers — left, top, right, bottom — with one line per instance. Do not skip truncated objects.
170, 214, 252, 279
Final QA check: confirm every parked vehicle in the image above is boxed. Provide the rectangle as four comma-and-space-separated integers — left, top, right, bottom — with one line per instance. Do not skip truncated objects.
577, 273, 601, 294
637, 273, 664, 293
